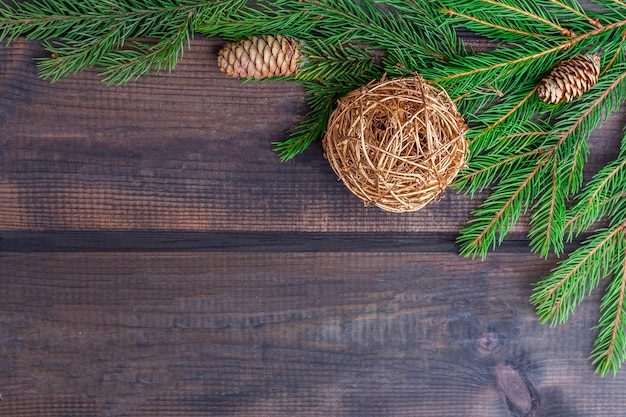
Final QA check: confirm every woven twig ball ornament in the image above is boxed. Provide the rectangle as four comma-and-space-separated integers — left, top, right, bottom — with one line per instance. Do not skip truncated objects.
537, 53, 601, 104
217, 34, 302, 79
323, 76, 468, 213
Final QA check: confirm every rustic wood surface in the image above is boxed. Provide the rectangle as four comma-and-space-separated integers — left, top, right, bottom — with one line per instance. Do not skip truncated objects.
2, 37, 626, 416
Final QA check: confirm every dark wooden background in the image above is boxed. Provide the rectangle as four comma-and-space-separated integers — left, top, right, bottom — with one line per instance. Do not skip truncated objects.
2, 36, 626, 417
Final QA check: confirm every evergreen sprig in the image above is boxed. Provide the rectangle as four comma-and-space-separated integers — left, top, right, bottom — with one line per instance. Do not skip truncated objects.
436, 0, 626, 375
0, 0, 248, 83
2, 0, 626, 375
200, 0, 462, 160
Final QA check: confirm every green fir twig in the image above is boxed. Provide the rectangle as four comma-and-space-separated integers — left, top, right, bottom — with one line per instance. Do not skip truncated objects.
0, 0, 248, 83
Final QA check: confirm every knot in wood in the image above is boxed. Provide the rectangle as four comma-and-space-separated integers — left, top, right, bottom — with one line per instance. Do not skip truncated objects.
494, 363, 533, 415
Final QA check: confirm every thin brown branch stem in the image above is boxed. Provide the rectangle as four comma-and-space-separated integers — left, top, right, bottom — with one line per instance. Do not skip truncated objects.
543, 156, 559, 248
544, 225, 624, 303
500, 131, 557, 140
441, 7, 547, 38
472, 159, 546, 248
603, 246, 626, 364
566, 159, 626, 229
480, 0, 575, 36
612, 0, 626, 10
485, 86, 539, 137
601, 43, 626, 77
561, 72, 626, 140
555, 70, 626, 180
439, 18, 626, 82
548, 0, 602, 28
459, 148, 545, 182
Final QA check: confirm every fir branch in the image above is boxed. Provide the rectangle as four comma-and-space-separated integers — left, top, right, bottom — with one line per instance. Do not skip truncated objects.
551, 62, 626, 193
0, 1, 128, 42
531, 222, 625, 325
438, 0, 599, 48
591, 243, 626, 377
458, 160, 546, 258
454, 130, 555, 196
273, 75, 378, 161
36, 32, 123, 83
377, 0, 462, 60
96, 9, 200, 84
0, 0, 246, 82
455, 148, 548, 196
0, 0, 239, 42
566, 132, 626, 238
467, 86, 541, 152
444, 0, 626, 373
273, 102, 332, 162
458, 68, 626, 259
481, 0, 576, 37
197, 0, 315, 41
303, 0, 455, 64
452, 4, 626, 259
441, 7, 549, 39
547, 0, 603, 28
435, 17, 626, 92
295, 41, 384, 82
558, 69, 626, 141
435, 43, 565, 87
528, 156, 567, 257
602, 40, 626, 76
533, 211, 626, 376
592, 0, 626, 20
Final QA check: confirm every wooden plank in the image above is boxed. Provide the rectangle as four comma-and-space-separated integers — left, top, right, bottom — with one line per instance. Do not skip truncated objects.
1, 25, 626, 417
1, 251, 625, 416
1, 38, 624, 236
0, 230, 532, 253
0, 229, 584, 254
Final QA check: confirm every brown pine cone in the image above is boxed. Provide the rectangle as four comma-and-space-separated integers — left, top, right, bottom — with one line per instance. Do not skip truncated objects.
537, 53, 601, 104
217, 34, 302, 79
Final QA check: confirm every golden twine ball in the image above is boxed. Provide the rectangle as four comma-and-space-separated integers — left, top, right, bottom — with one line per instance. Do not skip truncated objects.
322, 76, 469, 213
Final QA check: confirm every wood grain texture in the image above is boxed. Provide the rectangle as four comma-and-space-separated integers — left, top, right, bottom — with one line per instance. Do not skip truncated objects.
2, 251, 625, 417
2, 32, 626, 417
1, 38, 623, 237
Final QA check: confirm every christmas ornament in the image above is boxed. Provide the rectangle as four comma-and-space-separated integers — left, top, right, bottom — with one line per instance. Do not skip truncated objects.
323, 76, 468, 213
537, 53, 601, 104
217, 34, 302, 79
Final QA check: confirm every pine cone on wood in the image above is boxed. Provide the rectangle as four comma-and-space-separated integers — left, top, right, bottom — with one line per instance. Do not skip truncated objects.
537, 53, 601, 104
217, 34, 302, 79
